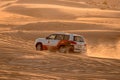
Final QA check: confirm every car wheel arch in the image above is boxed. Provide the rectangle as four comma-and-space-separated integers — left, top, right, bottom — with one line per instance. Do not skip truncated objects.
58, 45, 65, 48
36, 42, 43, 50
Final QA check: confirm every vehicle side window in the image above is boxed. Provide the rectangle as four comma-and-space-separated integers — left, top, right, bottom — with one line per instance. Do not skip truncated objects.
74, 36, 84, 42
55, 34, 64, 40
64, 35, 70, 40
47, 34, 56, 40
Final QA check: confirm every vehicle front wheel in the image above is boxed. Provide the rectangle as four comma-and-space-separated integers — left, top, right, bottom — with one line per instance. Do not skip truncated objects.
36, 44, 42, 51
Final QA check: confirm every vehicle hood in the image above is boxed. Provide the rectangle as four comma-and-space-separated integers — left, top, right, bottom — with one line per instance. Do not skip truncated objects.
35, 38, 46, 44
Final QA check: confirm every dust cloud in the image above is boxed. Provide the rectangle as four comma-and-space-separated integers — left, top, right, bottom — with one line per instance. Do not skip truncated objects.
87, 40, 120, 59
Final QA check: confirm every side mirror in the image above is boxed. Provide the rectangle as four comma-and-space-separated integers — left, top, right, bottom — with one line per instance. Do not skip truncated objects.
46, 37, 49, 39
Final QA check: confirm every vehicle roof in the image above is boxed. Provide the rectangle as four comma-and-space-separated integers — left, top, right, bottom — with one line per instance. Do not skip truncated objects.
54, 32, 82, 36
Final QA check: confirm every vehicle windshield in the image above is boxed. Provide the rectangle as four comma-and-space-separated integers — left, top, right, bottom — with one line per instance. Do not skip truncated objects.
46, 34, 56, 39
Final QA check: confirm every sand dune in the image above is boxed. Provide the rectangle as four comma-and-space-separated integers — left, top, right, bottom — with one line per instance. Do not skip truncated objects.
0, 28, 120, 79
3, 1, 120, 28
4, 4, 120, 21
16, 0, 120, 10
0, 0, 120, 80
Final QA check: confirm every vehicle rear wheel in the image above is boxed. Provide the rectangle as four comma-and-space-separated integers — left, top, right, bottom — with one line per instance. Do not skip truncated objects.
59, 46, 69, 53
36, 44, 42, 51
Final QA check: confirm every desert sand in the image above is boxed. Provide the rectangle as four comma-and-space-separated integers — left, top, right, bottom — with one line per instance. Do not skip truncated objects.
0, 0, 120, 80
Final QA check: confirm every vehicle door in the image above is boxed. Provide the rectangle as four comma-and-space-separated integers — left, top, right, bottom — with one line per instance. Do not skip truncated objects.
48, 34, 64, 47
46, 34, 56, 46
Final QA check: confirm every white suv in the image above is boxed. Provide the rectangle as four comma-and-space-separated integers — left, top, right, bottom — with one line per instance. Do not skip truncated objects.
35, 32, 87, 53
